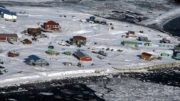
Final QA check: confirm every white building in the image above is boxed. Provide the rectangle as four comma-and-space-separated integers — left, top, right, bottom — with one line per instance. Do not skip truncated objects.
0, 8, 17, 22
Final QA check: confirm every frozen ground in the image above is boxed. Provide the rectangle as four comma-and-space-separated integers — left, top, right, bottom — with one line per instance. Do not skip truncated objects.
0, 0, 179, 31
0, 4, 178, 87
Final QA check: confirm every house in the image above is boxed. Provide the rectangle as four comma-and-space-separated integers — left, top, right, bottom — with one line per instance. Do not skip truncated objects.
141, 52, 156, 61
126, 31, 136, 38
0, 8, 17, 22
45, 50, 59, 55
3, 11, 17, 22
62, 51, 72, 55
137, 36, 151, 42
173, 44, 180, 60
73, 50, 92, 62
121, 41, 138, 48
24, 55, 49, 66
43, 20, 60, 31
71, 36, 87, 47
0, 34, 18, 42
8, 50, 19, 57
27, 28, 41, 36
45, 45, 59, 55
21, 39, 32, 44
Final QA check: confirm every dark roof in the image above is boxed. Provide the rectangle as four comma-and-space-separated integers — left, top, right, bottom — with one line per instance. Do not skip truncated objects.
141, 52, 153, 57
73, 36, 86, 40
0, 8, 16, 15
73, 50, 88, 58
0, 34, 18, 37
27, 55, 41, 61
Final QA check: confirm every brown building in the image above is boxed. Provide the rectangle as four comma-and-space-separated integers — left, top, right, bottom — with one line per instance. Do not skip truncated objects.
141, 52, 155, 61
8, 51, 19, 57
27, 28, 41, 36
0, 34, 18, 42
21, 39, 32, 44
72, 36, 87, 46
43, 20, 60, 31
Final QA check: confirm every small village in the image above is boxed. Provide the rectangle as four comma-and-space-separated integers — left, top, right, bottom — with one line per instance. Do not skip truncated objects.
0, 6, 179, 86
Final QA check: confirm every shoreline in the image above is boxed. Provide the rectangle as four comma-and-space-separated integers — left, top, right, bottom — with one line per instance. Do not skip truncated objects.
0, 61, 179, 88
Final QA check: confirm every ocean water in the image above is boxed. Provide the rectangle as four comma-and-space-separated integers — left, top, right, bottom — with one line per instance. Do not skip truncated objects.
0, 67, 180, 101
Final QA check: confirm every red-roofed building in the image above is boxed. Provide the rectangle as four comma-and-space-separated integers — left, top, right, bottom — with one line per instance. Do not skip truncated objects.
43, 20, 61, 31
0, 34, 18, 42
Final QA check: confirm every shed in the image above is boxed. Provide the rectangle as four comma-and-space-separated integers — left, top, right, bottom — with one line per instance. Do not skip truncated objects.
0, 34, 18, 42
73, 50, 92, 62
43, 20, 60, 31
21, 39, 32, 44
141, 52, 155, 61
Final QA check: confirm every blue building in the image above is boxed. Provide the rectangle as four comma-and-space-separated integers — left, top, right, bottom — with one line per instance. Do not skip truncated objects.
24, 55, 49, 66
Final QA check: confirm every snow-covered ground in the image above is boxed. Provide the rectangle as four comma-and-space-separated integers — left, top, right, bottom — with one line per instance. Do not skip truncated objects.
0, 6, 179, 87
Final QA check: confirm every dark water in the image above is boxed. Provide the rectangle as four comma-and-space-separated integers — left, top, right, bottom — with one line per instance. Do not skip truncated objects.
163, 17, 180, 37
0, 67, 180, 101
0, 82, 105, 101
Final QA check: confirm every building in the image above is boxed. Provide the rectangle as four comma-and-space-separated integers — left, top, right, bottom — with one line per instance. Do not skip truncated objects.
73, 50, 92, 62
173, 44, 180, 60
27, 28, 41, 36
0, 8, 17, 22
141, 52, 155, 61
21, 39, 32, 44
24, 55, 49, 66
137, 36, 151, 42
8, 50, 19, 57
45, 45, 59, 55
126, 31, 136, 38
0, 34, 18, 42
43, 20, 60, 31
71, 36, 87, 47
121, 41, 138, 48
